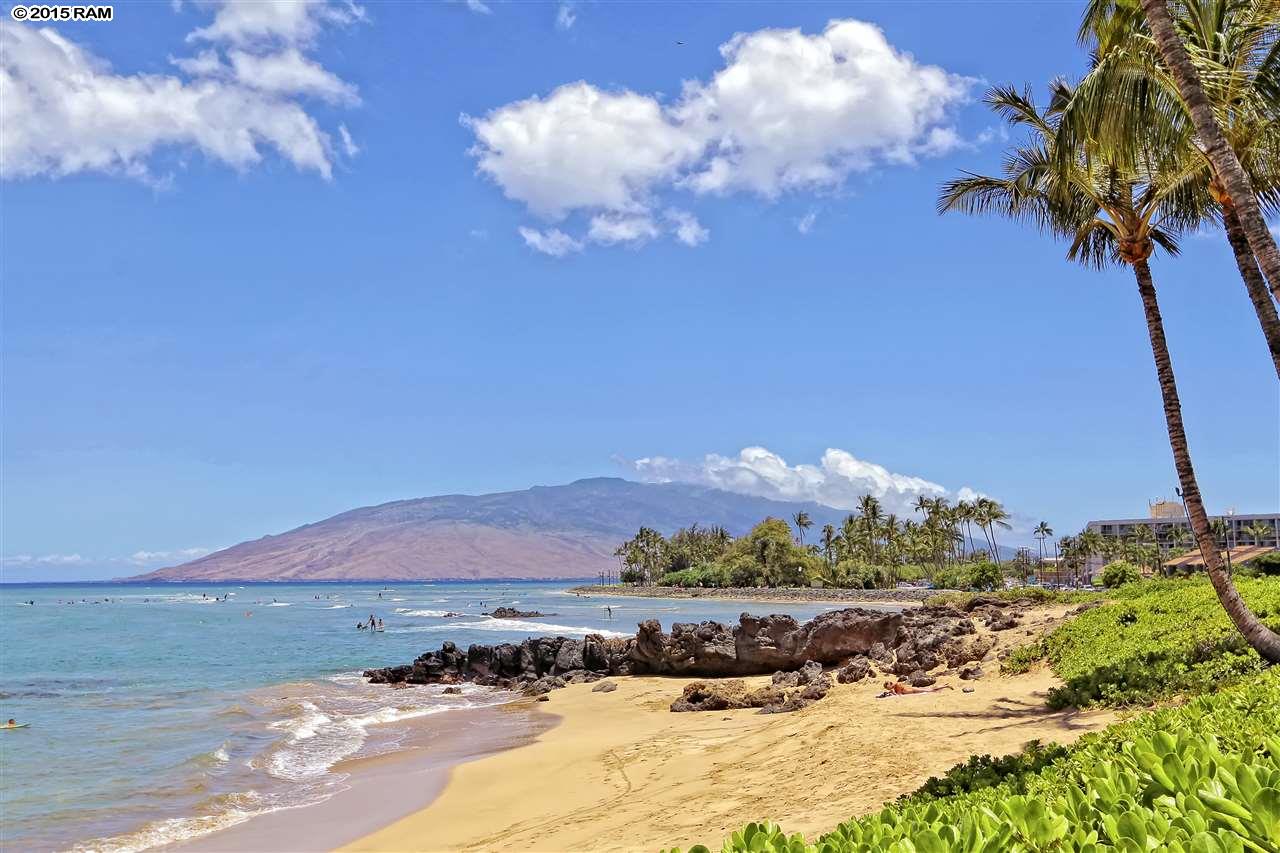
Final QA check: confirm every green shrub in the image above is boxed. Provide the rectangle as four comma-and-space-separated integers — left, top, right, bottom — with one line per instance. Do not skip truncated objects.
967, 561, 1004, 591
1006, 577, 1280, 707
1245, 551, 1280, 576
899, 740, 1071, 804
676, 669, 1280, 853
1099, 560, 1143, 588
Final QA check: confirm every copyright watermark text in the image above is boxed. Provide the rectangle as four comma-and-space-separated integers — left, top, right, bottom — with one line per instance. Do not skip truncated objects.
11, 5, 113, 21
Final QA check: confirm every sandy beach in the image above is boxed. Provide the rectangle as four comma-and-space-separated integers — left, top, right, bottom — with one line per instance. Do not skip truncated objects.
346, 607, 1114, 853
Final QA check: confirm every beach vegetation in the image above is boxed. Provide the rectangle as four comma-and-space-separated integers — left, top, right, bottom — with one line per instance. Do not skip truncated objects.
676, 668, 1280, 853
1001, 577, 1280, 707
617, 495, 1062, 592
1099, 559, 1144, 588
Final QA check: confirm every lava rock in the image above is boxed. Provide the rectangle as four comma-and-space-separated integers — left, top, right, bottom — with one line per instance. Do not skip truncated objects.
837, 657, 872, 683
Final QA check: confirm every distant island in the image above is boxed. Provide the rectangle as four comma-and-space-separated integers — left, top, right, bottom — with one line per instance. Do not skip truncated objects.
128, 478, 854, 582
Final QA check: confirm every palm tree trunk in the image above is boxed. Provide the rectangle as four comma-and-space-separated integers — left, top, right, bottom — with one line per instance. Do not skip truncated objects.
1131, 258, 1280, 662
1140, 0, 1280, 303
1220, 203, 1280, 379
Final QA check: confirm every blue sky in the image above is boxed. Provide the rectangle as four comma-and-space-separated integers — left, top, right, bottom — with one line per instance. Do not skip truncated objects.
3, 0, 1277, 581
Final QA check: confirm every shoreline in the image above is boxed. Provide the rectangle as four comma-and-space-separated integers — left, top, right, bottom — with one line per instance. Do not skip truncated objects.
565, 584, 937, 606
346, 605, 1109, 852
170, 699, 554, 853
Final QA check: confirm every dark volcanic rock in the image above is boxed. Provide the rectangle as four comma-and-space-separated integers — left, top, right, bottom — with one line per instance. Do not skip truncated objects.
487, 607, 553, 619
363, 606, 982, 706
629, 609, 901, 677
837, 657, 872, 683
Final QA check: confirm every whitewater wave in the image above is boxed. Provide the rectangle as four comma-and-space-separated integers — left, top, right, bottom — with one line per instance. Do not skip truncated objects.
392, 608, 464, 618
323, 604, 350, 609
265, 602, 291, 607
388, 619, 630, 638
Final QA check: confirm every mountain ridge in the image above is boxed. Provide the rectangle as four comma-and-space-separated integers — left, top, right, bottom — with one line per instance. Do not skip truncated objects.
130, 478, 857, 582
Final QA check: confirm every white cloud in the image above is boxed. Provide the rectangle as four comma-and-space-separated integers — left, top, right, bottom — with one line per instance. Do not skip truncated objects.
796, 210, 817, 234
466, 82, 703, 220
170, 48, 225, 76
467, 19, 972, 254
128, 547, 214, 565
518, 226, 583, 257
188, 0, 365, 46
2, 552, 87, 566
666, 208, 709, 246
338, 123, 359, 156
2, 1, 361, 183
465, 0, 493, 14
556, 2, 576, 29
622, 445, 983, 517
226, 47, 359, 103
674, 21, 971, 196
588, 213, 660, 245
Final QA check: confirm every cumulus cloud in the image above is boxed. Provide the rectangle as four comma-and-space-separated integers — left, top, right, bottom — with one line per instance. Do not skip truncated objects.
467, 19, 972, 254
518, 226, 583, 257
588, 213, 661, 245
1, 1, 361, 182
188, 0, 365, 46
467, 82, 703, 220
621, 445, 984, 517
226, 47, 359, 103
666, 208, 709, 246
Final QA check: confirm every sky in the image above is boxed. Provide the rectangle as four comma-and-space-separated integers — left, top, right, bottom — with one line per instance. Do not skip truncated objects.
2, 0, 1277, 582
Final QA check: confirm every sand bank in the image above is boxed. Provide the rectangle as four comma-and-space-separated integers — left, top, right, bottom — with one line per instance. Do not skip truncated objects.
347, 609, 1113, 852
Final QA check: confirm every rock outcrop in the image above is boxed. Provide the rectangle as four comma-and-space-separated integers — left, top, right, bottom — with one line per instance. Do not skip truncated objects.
364, 606, 997, 705
670, 660, 832, 714
486, 607, 551, 619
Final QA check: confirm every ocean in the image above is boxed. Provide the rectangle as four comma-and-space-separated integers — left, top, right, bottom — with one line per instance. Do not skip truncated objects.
0, 581, 867, 851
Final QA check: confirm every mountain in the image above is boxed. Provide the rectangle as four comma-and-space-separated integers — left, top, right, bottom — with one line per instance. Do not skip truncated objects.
129, 478, 855, 582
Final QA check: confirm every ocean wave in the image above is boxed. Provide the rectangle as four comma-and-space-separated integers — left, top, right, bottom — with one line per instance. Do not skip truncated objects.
387, 619, 630, 638
322, 604, 351, 609
392, 608, 464, 618
265, 602, 291, 607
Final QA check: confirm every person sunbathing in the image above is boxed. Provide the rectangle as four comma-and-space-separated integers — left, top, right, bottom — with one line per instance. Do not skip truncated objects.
877, 680, 955, 697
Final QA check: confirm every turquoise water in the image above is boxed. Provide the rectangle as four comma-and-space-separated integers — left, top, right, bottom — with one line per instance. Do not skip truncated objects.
0, 581, 860, 851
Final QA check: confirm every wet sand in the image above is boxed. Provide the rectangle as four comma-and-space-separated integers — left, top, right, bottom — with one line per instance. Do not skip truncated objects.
172, 700, 553, 852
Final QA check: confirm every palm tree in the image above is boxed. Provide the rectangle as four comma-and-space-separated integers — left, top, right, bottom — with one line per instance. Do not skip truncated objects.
791, 511, 812, 546
1138, 0, 1280, 304
1033, 521, 1054, 565
956, 500, 979, 560
857, 494, 884, 565
940, 82, 1280, 662
1245, 519, 1273, 546
820, 523, 837, 568
1073, 0, 1280, 376
971, 497, 1011, 565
